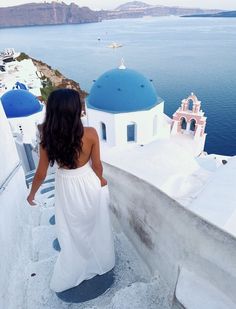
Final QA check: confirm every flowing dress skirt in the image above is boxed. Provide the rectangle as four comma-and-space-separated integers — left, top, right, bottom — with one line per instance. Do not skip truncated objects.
50, 162, 115, 293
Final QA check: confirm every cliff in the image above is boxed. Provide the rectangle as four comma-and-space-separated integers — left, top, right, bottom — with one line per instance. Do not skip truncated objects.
0, 2, 100, 28
16, 53, 87, 106
0, 1, 223, 28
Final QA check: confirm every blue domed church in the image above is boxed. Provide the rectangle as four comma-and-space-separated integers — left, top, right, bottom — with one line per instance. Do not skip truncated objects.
1, 89, 44, 144
1, 89, 45, 171
1, 89, 42, 118
86, 62, 171, 147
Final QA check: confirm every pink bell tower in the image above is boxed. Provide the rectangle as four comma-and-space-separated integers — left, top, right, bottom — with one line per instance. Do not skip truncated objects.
171, 93, 207, 156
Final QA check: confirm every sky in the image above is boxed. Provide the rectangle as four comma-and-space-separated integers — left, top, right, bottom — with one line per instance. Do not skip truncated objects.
1, 0, 236, 11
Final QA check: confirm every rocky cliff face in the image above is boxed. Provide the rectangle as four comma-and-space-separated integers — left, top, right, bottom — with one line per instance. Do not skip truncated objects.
16, 53, 87, 105
0, 2, 100, 28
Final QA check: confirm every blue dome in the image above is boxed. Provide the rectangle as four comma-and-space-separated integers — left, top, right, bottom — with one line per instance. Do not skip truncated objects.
87, 68, 162, 113
1, 89, 42, 118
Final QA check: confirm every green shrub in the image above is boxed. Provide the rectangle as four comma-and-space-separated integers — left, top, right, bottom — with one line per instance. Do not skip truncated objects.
40, 79, 56, 101
16, 52, 30, 61
41, 85, 57, 102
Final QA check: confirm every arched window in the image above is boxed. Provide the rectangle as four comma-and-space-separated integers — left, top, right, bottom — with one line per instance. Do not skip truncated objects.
188, 99, 194, 111
127, 122, 136, 142
190, 119, 196, 132
180, 117, 187, 130
153, 115, 158, 136
101, 122, 107, 141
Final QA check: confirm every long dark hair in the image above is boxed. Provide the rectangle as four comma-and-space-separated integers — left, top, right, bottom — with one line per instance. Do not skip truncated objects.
41, 88, 84, 169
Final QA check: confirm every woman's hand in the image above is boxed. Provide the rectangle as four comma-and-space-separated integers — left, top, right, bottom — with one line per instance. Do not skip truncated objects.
27, 145, 49, 206
27, 194, 37, 206
101, 177, 107, 187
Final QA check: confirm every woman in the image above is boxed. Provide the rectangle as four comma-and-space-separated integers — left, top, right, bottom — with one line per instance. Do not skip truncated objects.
27, 88, 115, 292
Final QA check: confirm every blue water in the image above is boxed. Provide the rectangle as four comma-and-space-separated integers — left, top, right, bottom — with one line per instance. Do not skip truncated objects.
1, 17, 236, 155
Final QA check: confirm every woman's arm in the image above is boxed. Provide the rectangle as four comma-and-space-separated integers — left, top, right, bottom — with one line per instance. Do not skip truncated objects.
27, 145, 49, 206
90, 128, 107, 187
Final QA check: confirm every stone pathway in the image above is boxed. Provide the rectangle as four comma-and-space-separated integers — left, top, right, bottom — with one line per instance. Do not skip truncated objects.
24, 171, 170, 309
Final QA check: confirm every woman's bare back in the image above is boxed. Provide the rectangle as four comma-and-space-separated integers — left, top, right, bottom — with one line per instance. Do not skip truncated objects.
76, 127, 106, 186
77, 127, 98, 167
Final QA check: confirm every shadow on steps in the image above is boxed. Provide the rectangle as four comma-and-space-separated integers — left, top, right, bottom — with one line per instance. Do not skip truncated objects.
56, 269, 115, 303
52, 238, 115, 303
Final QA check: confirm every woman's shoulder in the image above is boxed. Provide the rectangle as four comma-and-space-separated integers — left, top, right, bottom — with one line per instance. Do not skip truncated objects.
83, 127, 99, 141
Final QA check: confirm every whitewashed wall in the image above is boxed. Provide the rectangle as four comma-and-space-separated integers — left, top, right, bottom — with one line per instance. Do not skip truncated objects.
104, 162, 236, 307
0, 104, 29, 308
87, 102, 170, 147
86, 107, 116, 146
8, 107, 45, 145
0, 104, 19, 184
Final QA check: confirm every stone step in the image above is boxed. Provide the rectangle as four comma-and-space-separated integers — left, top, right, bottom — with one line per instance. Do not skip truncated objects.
27, 232, 152, 308
34, 193, 55, 207
175, 268, 236, 309
26, 173, 163, 308
32, 225, 57, 262
40, 208, 55, 226
25, 203, 55, 229
26, 172, 55, 189
100, 279, 169, 309
57, 269, 115, 304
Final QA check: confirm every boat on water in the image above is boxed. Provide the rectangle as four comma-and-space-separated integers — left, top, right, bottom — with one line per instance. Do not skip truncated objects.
0, 48, 20, 63
107, 42, 123, 49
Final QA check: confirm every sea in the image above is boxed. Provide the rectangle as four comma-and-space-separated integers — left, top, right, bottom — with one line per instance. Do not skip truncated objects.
0, 16, 236, 156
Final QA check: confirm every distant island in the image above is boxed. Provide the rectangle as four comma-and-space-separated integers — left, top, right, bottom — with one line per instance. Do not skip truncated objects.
101, 1, 222, 19
183, 11, 236, 18
0, 1, 223, 28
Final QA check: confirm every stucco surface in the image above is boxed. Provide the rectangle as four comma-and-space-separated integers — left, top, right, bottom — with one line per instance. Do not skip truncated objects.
104, 162, 236, 306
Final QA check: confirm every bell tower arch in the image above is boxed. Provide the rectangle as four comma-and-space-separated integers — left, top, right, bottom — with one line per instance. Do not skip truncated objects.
171, 93, 207, 156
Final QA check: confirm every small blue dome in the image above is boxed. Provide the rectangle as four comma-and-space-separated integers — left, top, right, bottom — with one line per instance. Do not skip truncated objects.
87, 68, 162, 113
1, 89, 42, 118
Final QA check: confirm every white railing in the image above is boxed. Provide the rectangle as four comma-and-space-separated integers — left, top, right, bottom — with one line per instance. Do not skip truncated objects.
0, 162, 22, 194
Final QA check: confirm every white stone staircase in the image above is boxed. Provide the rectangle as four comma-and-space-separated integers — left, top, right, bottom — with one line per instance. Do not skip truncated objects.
24, 172, 171, 309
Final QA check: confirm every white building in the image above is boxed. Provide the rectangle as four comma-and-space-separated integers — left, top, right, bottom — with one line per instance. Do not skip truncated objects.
86, 63, 170, 147
0, 59, 42, 97
86, 63, 207, 159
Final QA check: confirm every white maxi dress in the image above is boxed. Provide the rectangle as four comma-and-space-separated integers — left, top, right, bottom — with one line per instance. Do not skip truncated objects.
50, 162, 115, 293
